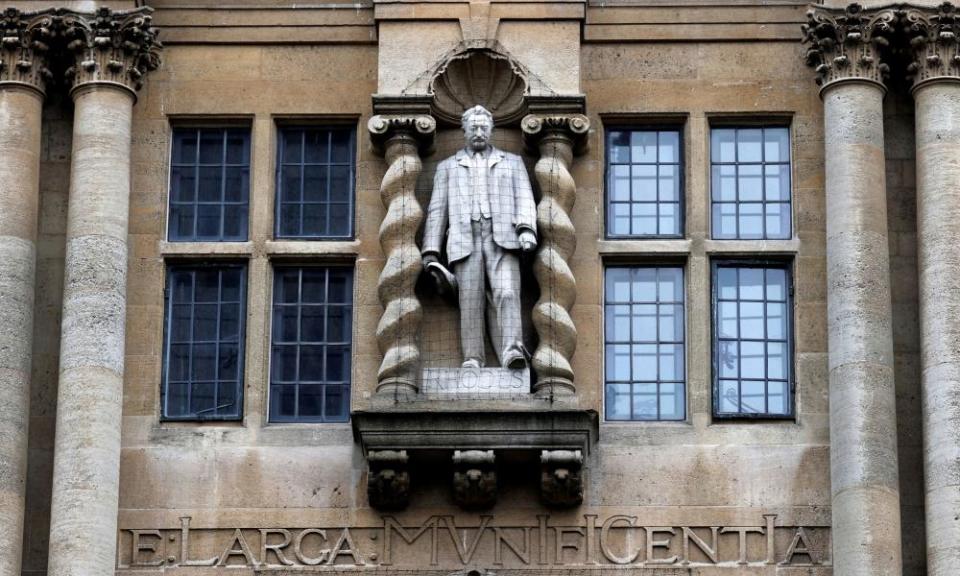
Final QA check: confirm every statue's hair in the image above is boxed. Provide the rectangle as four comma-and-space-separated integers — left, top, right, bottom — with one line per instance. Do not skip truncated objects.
461, 105, 494, 130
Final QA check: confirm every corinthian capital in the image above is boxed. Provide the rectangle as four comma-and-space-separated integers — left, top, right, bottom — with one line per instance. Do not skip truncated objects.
802, 3, 899, 91
61, 7, 161, 96
903, 2, 960, 90
0, 8, 56, 95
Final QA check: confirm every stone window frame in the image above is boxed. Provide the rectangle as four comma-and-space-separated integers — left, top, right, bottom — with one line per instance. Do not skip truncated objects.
708, 119, 794, 241
603, 122, 686, 239
267, 264, 355, 424
166, 123, 253, 243
711, 258, 795, 420
603, 264, 688, 422
160, 261, 248, 422
273, 122, 357, 241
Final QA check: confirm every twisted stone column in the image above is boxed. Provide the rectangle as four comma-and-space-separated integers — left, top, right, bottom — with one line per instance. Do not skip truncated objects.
0, 9, 53, 576
47, 8, 159, 576
368, 115, 435, 396
803, 5, 903, 575
521, 114, 589, 397
905, 5, 960, 573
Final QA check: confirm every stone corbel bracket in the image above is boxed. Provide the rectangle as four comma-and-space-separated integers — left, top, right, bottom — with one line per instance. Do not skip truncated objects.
540, 449, 583, 508
903, 2, 960, 91
0, 7, 56, 95
367, 449, 411, 510
452, 450, 497, 510
60, 6, 161, 98
802, 3, 899, 92
521, 113, 590, 397
367, 114, 436, 397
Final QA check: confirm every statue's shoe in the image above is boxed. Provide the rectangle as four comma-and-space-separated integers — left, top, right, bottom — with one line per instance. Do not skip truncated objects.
462, 358, 483, 369
503, 353, 526, 370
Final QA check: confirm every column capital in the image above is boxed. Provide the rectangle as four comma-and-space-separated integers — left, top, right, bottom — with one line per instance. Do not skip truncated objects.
61, 6, 161, 99
521, 113, 590, 145
367, 114, 436, 154
802, 3, 899, 94
0, 7, 56, 96
903, 2, 960, 92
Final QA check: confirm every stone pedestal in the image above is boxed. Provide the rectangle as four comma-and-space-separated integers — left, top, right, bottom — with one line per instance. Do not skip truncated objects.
804, 6, 903, 575
46, 8, 159, 576
420, 366, 530, 397
0, 9, 52, 576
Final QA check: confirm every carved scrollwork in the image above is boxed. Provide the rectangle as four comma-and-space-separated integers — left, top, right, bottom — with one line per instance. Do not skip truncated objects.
903, 2, 960, 89
0, 7, 56, 94
540, 450, 583, 508
521, 114, 590, 397
367, 450, 411, 510
61, 7, 161, 95
452, 450, 497, 510
802, 3, 898, 90
368, 115, 436, 396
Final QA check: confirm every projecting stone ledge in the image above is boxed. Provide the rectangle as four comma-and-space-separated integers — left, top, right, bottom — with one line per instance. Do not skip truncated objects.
352, 399, 597, 510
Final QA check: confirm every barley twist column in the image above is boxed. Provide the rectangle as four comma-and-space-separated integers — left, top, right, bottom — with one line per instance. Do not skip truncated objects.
803, 5, 903, 575
904, 4, 960, 573
0, 9, 54, 576
46, 8, 160, 576
521, 114, 589, 397
368, 115, 435, 396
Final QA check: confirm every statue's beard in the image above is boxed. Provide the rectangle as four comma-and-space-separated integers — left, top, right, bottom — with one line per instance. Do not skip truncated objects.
469, 138, 489, 151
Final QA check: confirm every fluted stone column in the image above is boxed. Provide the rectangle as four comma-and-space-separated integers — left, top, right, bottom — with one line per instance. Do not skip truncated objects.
368, 115, 436, 396
46, 8, 159, 576
521, 113, 589, 397
905, 4, 960, 573
803, 6, 903, 575
0, 9, 53, 576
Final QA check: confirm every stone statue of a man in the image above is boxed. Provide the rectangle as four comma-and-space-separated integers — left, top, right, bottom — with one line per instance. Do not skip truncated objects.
422, 105, 538, 370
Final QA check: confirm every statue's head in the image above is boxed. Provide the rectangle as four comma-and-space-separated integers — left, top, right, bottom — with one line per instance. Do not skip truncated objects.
461, 105, 494, 152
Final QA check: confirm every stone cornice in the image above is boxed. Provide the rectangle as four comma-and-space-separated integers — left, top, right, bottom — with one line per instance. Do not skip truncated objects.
0, 8, 56, 96
61, 7, 161, 97
903, 2, 960, 91
802, 3, 899, 93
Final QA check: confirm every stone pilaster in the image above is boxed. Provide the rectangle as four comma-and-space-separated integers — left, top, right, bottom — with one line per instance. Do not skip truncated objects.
46, 8, 159, 576
803, 5, 903, 575
521, 113, 589, 397
0, 9, 53, 576
903, 4, 960, 573
368, 114, 436, 396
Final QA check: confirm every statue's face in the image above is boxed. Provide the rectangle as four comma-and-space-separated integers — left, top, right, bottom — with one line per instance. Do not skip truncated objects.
464, 113, 492, 152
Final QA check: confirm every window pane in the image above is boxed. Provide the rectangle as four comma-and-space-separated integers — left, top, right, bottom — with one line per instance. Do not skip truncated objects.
659, 203, 679, 236
199, 130, 223, 164
305, 165, 330, 206
609, 131, 630, 164
764, 164, 790, 201
604, 267, 686, 421
630, 131, 657, 163
305, 130, 329, 163
225, 130, 249, 164
632, 164, 657, 202
631, 203, 657, 235
738, 203, 764, 239
658, 131, 680, 163
610, 165, 630, 201
658, 164, 679, 202
737, 129, 763, 162
712, 203, 737, 239
174, 130, 198, 164
270, 267, 353, 422
711, 129, 736, 163
163, 265, 246, 420
738, 165, 762, 202
331, 130, 352, 163
713, 263, 792, 417
610, 203, 630, 235
765, 203, 791, 240
764, 128, 790, 163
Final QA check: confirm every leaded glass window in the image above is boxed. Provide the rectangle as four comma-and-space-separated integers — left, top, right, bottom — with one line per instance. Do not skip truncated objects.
276, 127, 355, 239
270, 266, 353, 422
607, 129, 683, 237
710, 127, 791, 239
168, 128, 250, 241
162, 264, 246, 420
605, 266, 685, 421
713, 261, 792, 417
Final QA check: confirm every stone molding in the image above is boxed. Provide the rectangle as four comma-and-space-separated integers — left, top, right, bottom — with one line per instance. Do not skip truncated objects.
0, 8, 56, 95
903, 2, 960, 90
539, 449, 583, 508
452, 450, 497, 510
802, 3, 898, 92
61, 7, 161, 97
521, 113, 590, 397
367, 450, 411, 510
367, 114, 436, 396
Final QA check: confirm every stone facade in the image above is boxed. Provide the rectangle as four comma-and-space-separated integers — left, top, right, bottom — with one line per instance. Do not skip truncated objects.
0, 1, 955, 575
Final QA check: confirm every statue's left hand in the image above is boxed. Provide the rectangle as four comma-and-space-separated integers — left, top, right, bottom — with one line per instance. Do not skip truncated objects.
519, 230, 538, 252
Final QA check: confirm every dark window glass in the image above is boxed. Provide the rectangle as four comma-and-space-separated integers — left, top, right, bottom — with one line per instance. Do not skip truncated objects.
270, 266, 353, 422
607, 129, 683, 238
168, 128, 250, 241
162, 264, 246, 420
710, 127, 791, 240
605, 266, 685, 421
713, 261, 793, 418
276, 127, 355, 239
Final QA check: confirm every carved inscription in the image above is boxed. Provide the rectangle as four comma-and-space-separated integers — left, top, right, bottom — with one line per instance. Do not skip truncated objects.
118, 514, 830, 570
